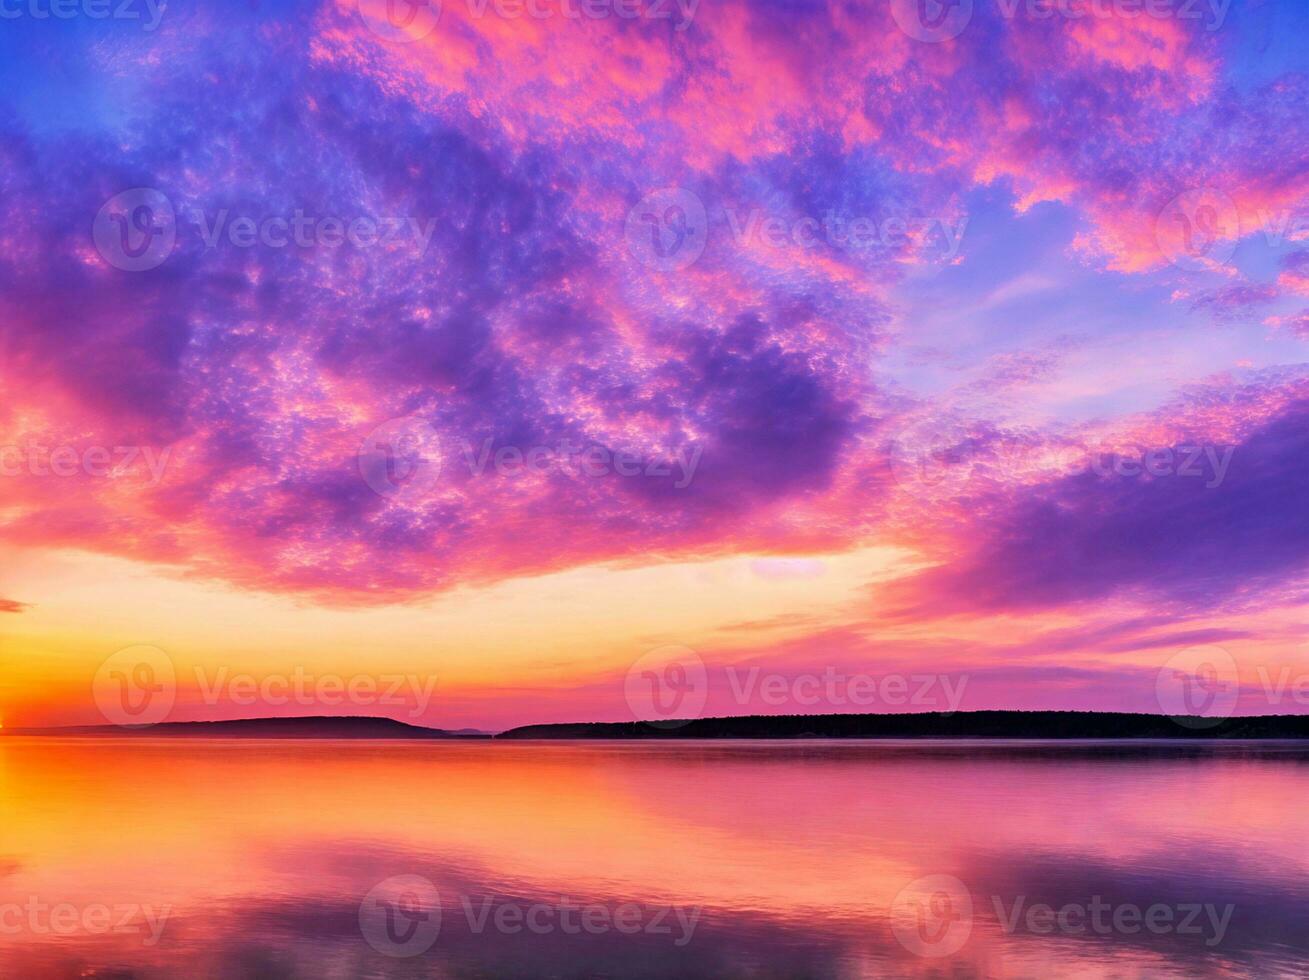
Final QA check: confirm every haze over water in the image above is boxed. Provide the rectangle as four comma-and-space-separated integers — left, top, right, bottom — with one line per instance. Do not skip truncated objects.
2, 738, 1306, 978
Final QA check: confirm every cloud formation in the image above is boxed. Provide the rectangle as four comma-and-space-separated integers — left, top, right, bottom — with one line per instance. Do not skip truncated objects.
0, 0, 1306, 625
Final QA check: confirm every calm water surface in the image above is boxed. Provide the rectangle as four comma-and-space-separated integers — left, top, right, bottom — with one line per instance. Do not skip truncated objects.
1, 738, 1306, 978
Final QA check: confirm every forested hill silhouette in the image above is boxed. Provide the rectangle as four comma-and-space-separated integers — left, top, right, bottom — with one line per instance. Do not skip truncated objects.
1, 716, 490, 738
497, 710, 1309, 740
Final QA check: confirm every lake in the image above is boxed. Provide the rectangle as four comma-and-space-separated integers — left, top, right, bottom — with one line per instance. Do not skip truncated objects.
1, 738, 1306, 977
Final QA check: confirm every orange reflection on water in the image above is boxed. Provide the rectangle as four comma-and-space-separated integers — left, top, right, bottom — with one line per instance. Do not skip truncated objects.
2, 738, 1307, 978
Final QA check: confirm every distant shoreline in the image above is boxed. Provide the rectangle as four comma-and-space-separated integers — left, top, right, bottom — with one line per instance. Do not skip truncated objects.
496, 710, 1309, 740
5, 710, 1309, 740
0, 716, 492, 739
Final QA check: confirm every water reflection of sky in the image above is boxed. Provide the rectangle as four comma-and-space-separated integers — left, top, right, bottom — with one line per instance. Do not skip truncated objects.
1, 740, 1306, 978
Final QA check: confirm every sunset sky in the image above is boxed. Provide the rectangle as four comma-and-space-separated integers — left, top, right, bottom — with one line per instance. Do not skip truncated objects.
1, 0, 1308, 731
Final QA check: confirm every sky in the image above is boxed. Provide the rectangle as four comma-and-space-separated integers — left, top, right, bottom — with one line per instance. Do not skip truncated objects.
1, 0, 1308, 731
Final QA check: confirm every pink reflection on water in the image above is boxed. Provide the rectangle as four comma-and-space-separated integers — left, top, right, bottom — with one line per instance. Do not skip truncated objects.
0, 739, 1306, 977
